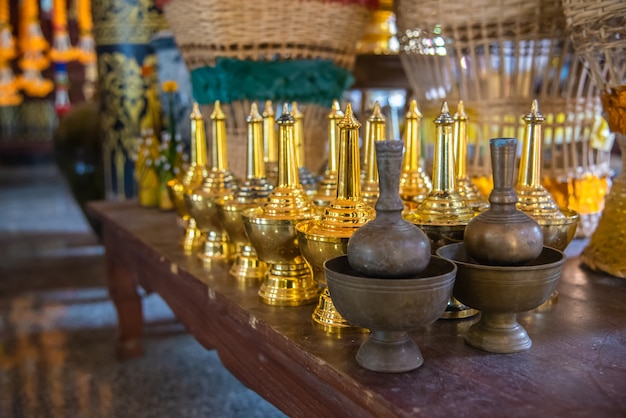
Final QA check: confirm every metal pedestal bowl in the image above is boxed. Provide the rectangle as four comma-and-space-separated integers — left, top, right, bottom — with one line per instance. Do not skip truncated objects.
437, 243, 566, 353
324, 255, 456, 373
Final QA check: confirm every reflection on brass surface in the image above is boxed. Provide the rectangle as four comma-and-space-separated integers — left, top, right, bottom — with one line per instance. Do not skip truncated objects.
325, 255, 457, 372
217, 103, 272, 285
186, 101, 238, 264
314, 100, 344, 207
404, 102, 476, 319
361, 101, 386, 205
168, 103, 209, 252
242, 104, 319, 306
399, 100, 431, 205
298, 103, 375, 330
437, 244, 565, 353
453, 101, 488, 211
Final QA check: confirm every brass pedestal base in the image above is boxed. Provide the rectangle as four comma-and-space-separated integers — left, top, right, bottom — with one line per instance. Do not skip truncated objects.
356, 331, 424, 373
259, 260, 320, 306
197, 231, 234, 264
229, 244, 266, 287
182, 218, 205, 254
464, 312, 531, 353
440, 296, 479, 319
312, 288, 365, 333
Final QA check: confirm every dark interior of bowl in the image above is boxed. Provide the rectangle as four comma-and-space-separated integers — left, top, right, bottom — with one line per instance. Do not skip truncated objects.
325, 255, 454, 280
436, 243, 565, 269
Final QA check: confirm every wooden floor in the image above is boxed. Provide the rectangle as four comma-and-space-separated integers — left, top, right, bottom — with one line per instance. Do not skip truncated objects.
0, 163, 285, 418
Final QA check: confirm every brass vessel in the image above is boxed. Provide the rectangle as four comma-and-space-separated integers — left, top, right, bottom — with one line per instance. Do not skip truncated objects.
361, 101, 386, 206
325, 255, 456, 372
292, 102, 317, 195
453, 101, 488, 211
313, 99, 343, 207
167, 103, 208, 253
185, 100, 238, 264
217, 103, 273, 285
297, 103, 375, 332
263, 100, 278, 187
438, 243, 565, 353
399, 99, 432, 208
515, 100, 579, 251
404, 101, 477, 319
242, 104, 320, 306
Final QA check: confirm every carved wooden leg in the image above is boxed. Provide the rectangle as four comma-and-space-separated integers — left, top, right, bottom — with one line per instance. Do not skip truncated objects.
104, 229, 144, 360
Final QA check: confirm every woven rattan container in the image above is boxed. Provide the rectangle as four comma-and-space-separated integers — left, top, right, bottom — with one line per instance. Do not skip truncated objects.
395, 0, 613, 236
562, 0, 626, 277
163, 0, 372, 178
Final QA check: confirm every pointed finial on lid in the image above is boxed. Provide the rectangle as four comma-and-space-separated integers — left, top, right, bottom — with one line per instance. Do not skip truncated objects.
277, 102, 294, 124
435, 101, 454, 125
455, 100, 467, 120
211, 100, 226, 120
524, 99, 545, 122
247, 102, 262, 122
369, 101, 385, 122
406, 99, 422, 119
263, 100, 274, 117
190, 102, 202, 120
338, 102, 361, 129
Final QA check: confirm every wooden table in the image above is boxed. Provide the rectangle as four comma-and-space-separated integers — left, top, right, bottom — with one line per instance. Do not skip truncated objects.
87, 201, 626, 418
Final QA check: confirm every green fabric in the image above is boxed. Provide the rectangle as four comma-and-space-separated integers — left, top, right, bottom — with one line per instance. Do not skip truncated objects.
190, 58, 354, 107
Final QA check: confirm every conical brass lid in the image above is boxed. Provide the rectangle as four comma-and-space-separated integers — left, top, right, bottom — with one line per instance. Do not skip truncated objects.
263, 100, 277, 165
361, 101, 386, 205
194, 100, 237, 195
181, 103, 210, 188
313, 99, 343, 206
399, 99, 432, 204
226, 103, 272, 207
301, 103, 375, 238
405, 102, 474, 225
453, 101, 488, 210
515, 100, 565, 220
260, 103, 314, 219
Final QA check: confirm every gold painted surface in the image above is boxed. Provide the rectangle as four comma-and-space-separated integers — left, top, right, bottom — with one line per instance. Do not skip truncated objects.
314, 100, 344, 207
453, 101, 488, 211
242, 104, 318, 306
400, 99, 432, 205
404, 102, 475, 230
168, 104, 210, 252
361, 101, 386, 205
515, 100, 579, 252
186, 101, 238, 263
217, 103, 272, 284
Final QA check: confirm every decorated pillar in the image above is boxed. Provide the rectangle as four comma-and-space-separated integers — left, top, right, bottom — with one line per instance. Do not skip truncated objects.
92, 0, 166, 200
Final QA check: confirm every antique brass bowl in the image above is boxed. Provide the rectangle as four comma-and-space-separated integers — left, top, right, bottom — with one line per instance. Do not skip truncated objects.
324, 255, 456, 373
437, 243, 565, 353
537, 207, 579, 251
243, 209, 319, 305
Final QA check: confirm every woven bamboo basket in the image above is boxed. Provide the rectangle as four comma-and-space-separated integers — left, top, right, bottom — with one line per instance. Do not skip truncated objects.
163, 0, 372, 178
396, 0, 612, 236
561, 0, 626, 277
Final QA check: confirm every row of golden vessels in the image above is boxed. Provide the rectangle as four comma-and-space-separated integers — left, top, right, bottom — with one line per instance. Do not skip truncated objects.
167, 96, 579, 333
